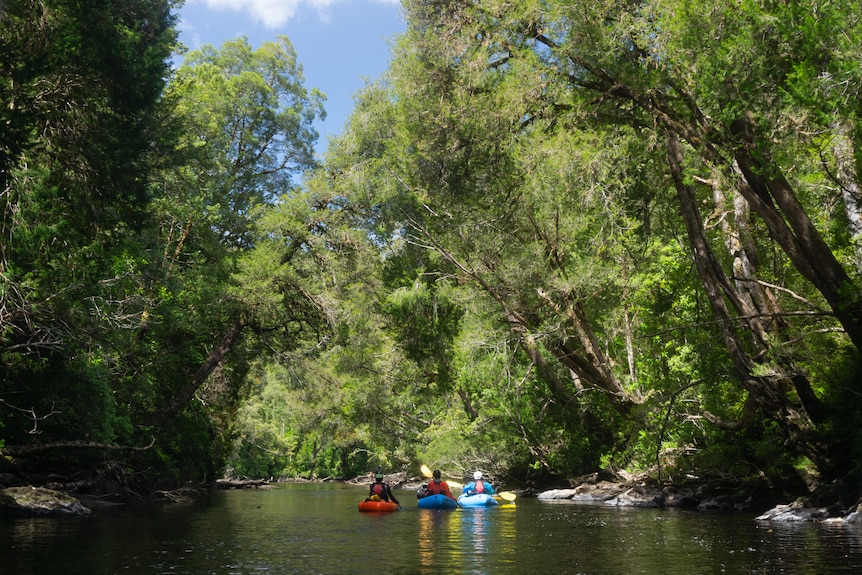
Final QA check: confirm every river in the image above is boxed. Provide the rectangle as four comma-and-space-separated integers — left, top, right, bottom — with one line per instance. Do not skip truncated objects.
3, 482, 861, 574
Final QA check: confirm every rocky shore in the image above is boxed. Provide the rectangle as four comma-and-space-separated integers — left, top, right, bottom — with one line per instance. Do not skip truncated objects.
531, 473, 862, 524
0, 485, 93, 517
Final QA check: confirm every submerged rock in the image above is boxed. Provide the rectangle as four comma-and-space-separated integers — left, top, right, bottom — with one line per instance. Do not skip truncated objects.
0, 486, 92, 517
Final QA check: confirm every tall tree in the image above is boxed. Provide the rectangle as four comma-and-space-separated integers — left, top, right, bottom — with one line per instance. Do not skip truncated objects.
381, 0, 862, 480
0, 0, 179, 446
166, 35, 325, 249
143, 36, 326, 429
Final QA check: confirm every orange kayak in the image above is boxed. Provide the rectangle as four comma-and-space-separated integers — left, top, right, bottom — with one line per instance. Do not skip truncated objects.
358, 499, 400, 512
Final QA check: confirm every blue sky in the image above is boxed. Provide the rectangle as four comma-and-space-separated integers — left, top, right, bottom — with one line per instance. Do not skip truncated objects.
177, 0, 406, 157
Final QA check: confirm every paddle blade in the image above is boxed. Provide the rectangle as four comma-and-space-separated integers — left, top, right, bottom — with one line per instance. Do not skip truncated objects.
497, 491, 517, 502
448, 480, 463, 489
420, 464, 433, 478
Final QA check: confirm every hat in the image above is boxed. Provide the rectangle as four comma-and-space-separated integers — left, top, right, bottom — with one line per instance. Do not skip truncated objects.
473, 471, 482, 480
432, 469, 441, 480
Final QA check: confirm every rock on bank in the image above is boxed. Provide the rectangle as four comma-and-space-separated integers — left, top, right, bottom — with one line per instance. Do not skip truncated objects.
536, 476, 862, 523
1, 486, 92, 517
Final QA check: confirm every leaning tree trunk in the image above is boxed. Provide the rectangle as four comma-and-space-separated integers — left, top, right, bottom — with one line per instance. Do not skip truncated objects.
665, 132, 838, 471
707, 168, 827, 424
147, 313, 247, 428
729, 115, 862, 351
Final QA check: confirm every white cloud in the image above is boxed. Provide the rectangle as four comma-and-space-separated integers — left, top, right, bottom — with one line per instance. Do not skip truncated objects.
199, 0, 299, 27
195, 0, 400, 29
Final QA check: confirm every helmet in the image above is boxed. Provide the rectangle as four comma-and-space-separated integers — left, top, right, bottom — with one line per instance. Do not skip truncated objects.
432, 469, 441, 480
473, 471, 483, 480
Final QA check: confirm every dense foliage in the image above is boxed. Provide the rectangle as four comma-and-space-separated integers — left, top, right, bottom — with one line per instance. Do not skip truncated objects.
0, 1, 326, 490
2, 0, 861, 501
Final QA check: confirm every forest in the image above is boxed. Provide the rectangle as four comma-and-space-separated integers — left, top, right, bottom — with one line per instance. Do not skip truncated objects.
2, 0, 862, 505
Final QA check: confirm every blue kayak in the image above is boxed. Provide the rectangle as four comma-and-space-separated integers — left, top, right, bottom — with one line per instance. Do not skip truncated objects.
457, 493, 499, 508
418, 494, 458, 510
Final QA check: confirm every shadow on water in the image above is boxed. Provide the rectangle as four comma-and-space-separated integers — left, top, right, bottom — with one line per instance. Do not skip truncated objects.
2, 483, 861, 574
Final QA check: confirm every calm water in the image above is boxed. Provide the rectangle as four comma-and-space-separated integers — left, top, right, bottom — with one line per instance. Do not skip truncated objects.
3, 483, 861, 574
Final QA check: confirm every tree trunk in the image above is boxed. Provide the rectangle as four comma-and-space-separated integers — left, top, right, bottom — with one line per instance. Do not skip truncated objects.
667, 132, 754, 376
667, 132, 840, 472
534, 289, 640, 415
147, 313, 247, 428
833, 123, 862, 272
730, 116, 862, 350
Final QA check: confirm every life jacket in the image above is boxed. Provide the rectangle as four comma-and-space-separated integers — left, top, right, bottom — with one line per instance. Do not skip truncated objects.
473, 481, 485, 494
370, 482, 387, 499
425, 480, 448, 496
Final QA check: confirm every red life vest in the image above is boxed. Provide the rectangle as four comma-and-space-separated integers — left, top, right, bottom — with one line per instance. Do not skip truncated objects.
474, 481, 485, 494
426, 481, 449, 496
370, 482, 386, 498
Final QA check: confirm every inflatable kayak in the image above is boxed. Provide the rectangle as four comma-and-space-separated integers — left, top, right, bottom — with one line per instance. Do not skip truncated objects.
457, 493, 499, 508
358, 499, 400, 512
418, 494, 458, 510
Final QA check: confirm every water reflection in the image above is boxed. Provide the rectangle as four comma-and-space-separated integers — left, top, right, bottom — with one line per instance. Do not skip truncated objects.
3, 485, 861, 574
497, 505, 517, 566
416, 508, 457, 572
415, 504, 520, 575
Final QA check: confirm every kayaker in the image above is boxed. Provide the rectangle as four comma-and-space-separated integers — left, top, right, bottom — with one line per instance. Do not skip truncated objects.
367, 468, 400, 504
422, 469, 456, 500
463, 471, 495, 496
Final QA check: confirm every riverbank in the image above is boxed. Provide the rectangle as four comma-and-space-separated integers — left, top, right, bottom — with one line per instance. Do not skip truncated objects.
531, 472, 862, 524
3, 468, 860, 523
351, 469, 862, 524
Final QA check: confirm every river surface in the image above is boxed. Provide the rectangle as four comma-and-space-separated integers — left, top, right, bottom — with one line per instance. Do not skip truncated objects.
3, 482, 861, 574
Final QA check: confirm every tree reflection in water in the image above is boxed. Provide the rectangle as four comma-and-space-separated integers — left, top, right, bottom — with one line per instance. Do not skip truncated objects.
420, 506, 518, 574
417, 507, 459, 572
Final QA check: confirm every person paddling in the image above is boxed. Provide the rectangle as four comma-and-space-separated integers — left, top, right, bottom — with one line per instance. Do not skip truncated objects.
463, 471, 495, 496
421, 469, 456, 500
367, 468, 400, 505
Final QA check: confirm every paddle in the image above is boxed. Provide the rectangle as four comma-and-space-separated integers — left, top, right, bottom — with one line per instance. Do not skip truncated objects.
496, 491, 517, 502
